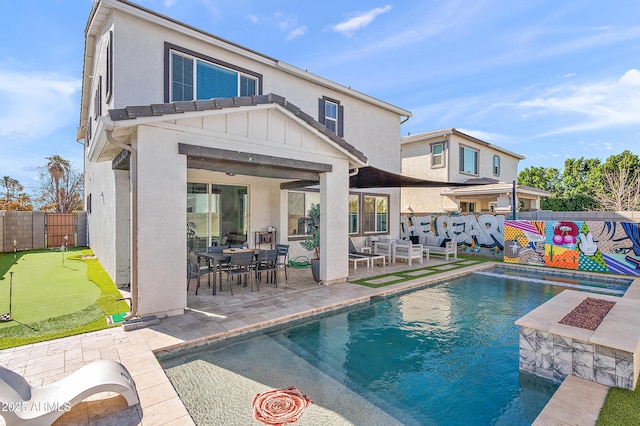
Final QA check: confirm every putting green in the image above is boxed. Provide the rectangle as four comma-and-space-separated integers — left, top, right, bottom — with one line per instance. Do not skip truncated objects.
0, 249, 101, 327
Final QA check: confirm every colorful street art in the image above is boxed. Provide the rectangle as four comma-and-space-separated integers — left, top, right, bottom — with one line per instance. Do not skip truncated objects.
504, 220, 640, 276
400, 213, 506, 258
400, 213, 640, 276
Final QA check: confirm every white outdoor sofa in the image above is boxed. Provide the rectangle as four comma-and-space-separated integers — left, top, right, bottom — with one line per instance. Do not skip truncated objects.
421, 235, 458, 261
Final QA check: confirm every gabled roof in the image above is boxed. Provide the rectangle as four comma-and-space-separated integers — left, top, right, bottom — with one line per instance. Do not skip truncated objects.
105, 93, 367, 164
402, 128, 525, 160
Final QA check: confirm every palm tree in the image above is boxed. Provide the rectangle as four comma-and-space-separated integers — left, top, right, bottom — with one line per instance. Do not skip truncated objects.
46, 155, 70, 212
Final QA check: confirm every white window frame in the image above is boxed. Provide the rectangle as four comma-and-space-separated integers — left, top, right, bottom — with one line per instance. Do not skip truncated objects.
493, 155, 500, 176
363, 194, 389, 234
431, 142, 444, 167
459, 145, 479, 175
324, 100, 338, 133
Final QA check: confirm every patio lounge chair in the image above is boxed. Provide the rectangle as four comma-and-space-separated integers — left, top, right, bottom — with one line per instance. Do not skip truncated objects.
349, 238, 386, 267
393, 239, 423, 266
0, 359, 139, 426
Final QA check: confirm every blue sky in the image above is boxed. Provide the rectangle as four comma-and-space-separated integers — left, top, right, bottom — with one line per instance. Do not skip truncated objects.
1, 0, 640, 192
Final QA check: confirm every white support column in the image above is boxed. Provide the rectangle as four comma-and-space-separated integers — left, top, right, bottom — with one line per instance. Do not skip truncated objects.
319, 161, 349, 285
135, 126, 187, 317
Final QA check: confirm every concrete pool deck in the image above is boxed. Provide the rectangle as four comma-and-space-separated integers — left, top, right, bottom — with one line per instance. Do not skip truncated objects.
0, 260, 635, 425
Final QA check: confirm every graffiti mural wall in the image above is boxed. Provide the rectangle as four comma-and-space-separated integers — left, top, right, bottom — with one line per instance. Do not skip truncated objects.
504, 220, 640, 276
400, 213, 506, 258
399, 213, 640, 276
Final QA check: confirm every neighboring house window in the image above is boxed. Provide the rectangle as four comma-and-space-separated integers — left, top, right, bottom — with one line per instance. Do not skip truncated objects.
432, 142, 444, 167
165, 43, 262, 102
459, 145, 478, 175
348, 194, 359, 234
318, 96, 344, 137
493, 155, 500, 176
363, 195, 388, 234
287, 191, 320, 237
461, 202, 476, 213
106, 31, 113, 102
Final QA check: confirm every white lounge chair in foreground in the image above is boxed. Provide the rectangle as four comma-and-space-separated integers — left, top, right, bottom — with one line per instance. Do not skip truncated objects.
0, 359, 139, 426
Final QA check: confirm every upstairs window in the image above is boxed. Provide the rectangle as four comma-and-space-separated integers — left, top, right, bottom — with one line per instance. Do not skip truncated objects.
431, 142, 444, 167
318, 96, 344, 137
166, 44, 261, 102
493, 155, 501, 176
459, 146, 478, 175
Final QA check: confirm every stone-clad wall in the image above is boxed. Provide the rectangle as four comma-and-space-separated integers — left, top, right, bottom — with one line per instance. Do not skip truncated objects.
519, 327, 635, 389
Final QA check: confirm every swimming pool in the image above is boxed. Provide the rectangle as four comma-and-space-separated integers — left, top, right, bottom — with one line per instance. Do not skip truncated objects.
477, 265, 632, 296
160, 267, 616, 425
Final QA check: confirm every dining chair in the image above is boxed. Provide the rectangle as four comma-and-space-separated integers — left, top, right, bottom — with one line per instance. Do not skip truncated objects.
187, 251, 210, 295
275, 243, 289, 280
256, 249, 278, 287
224, 251, 256, 292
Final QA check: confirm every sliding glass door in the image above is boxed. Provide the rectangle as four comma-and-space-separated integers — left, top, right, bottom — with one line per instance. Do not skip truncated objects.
187, 182, 247, 251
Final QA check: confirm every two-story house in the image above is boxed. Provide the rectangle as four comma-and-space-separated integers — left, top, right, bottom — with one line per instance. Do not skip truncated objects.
78, 0, 411, 318
401, 129, 549, 214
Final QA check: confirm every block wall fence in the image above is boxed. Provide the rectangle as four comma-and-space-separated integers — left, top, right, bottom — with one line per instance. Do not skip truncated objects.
400, 211, 640, 276
0, 211, 88, 252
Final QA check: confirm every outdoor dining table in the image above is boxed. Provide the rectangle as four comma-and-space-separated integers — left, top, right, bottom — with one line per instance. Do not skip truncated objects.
196, 248, 258, 295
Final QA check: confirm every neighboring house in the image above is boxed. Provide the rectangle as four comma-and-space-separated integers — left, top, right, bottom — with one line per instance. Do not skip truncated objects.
78, 0, 411, 318
401, 128, 549, 214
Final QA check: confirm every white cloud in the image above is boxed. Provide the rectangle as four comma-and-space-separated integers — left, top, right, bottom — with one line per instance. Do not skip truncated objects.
517, 68, 640, 135
286, 26, 307, 41
455, 128, 511, 145
0, 69, 81, 139
332, 5, 392, 36
246, 14, 259, 24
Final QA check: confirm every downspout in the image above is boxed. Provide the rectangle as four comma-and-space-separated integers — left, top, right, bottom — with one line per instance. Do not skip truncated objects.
106, 130, 138, 321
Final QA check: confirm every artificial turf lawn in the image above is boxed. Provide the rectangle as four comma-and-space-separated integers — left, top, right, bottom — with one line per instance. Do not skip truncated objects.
597, 386, 640, 425
0, 248, 128, 349
350, 256, 488, 288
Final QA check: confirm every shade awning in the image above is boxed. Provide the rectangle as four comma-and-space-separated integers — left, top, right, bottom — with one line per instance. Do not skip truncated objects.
280, 166, 473, 189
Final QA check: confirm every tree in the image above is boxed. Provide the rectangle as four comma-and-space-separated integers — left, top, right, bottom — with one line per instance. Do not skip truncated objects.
594, 151, 640, 211
0, 176, 33, 211
518, 166, 562, 193
33, 155, 83, 212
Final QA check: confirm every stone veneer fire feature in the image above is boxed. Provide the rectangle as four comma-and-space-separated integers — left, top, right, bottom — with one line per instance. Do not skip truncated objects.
515, 289, 640, 390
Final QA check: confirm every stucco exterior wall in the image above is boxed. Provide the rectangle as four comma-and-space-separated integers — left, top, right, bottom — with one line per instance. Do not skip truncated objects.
84, 158, 131, 286
135, 126, 187, 317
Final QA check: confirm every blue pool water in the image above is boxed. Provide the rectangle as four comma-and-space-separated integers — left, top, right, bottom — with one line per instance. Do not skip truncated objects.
160, 268, 620, 425
477, 265, 632, 296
